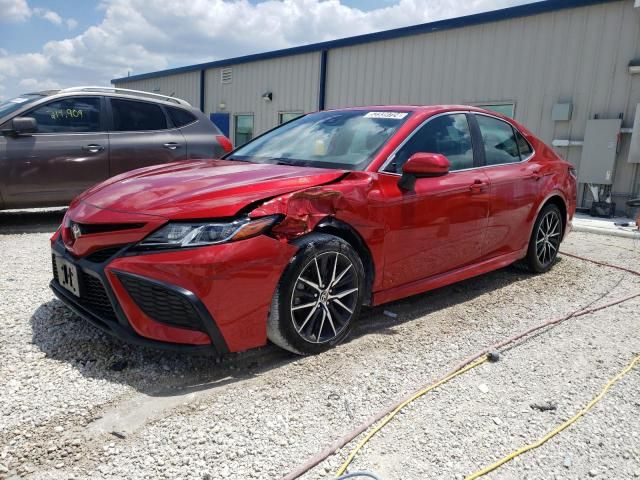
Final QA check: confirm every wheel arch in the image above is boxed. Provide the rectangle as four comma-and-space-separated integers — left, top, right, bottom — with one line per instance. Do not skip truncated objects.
540, 193, 568, 238
313, 217, 375, 306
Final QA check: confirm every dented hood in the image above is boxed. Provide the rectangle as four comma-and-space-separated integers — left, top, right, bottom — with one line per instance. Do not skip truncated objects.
77, 159, 347, 219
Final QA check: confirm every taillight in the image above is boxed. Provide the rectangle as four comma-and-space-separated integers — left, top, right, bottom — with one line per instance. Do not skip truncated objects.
216, 135, 233, 153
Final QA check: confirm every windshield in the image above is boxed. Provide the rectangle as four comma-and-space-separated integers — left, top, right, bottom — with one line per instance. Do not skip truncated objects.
0, 94, 46, 118
227, 109, 411, 170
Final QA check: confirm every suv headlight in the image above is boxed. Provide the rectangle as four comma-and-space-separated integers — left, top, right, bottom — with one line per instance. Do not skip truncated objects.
138, 215, 281, 249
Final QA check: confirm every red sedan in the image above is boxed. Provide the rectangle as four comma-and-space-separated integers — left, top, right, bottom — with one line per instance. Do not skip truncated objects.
50, 106, 576, 355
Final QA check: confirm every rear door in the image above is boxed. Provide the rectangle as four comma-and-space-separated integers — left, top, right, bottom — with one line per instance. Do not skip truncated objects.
107, 98, 186, 176
471, 113, 542, 257
1, 95, 108, 208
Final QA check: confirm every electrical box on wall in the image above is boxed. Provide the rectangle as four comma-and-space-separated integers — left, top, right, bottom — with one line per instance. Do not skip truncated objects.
578, 119, 622, 185
552, 102, 572, 121
629, 104, 640, 163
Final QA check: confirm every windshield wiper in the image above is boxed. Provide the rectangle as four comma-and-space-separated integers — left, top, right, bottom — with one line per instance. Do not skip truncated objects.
225, 156, 252, 163
267, 157, 299, 166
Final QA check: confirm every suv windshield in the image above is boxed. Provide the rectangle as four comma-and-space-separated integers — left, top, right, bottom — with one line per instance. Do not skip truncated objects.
0, 94, 46, 118
227, 109, 411, 170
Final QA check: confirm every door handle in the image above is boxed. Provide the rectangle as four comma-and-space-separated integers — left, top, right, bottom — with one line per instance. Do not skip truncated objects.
82, 144, 104, 153
469, 179, 488, 193
163, 142, 181, 150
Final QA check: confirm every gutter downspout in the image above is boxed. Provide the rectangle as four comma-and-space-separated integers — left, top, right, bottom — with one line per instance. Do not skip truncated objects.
199, 69, 206, 113
318, 50, 328, 111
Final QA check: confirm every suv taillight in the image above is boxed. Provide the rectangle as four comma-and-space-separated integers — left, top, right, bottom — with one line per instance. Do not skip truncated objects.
216, 135, 233, 153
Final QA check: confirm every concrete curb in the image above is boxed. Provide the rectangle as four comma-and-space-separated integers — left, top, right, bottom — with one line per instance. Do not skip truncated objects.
572, 224, 640, 239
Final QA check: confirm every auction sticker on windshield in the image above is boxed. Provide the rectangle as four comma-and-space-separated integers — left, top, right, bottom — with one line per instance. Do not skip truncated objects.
363, 112, 408, 119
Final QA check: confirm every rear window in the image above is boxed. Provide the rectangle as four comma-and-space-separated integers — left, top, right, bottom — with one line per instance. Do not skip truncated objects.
516, 130, 533, 158
168, 107, 197, 128
111, 99, 167, 131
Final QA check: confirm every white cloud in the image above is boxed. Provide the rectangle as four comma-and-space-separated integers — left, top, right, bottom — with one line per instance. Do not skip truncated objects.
18, 78, 62, 91
33, 7, 63, 25
66, 18, 78, 30
0, 0, 531, 100
0, 0, 31, 22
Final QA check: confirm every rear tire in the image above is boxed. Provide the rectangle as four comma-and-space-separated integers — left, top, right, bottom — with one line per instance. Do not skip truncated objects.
267, 233, 365, 355
519, 204, 563, 273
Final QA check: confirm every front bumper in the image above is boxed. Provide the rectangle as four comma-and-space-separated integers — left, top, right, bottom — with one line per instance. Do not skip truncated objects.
50, 233, 297, 353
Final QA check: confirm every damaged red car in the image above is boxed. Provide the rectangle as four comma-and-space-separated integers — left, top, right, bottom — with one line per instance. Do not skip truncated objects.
50, 106, 576, 355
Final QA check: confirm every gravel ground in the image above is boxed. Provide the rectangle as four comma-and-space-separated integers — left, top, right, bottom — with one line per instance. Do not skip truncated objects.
0, 210, 638, 480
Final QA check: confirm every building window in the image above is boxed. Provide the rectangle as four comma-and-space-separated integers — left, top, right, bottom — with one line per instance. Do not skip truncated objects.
475, 103, 515, 118
278, 112, 303, 124
234, 114, 254, 146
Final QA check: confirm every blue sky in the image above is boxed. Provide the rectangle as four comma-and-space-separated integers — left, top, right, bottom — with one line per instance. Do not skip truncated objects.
0, 0, 529, 100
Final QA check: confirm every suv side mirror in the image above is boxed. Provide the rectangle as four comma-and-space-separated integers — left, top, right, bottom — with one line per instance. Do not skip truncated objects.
398, 152, 450, 190
9, 117, 38, 136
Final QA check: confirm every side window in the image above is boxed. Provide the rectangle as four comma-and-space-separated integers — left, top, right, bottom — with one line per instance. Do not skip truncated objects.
385, 113, 473, 173
234, 114, 254, 147
167, 107, 197, 128
476, 115, 520, 166
28, 97, 101, 133
515, 130, 533, 158
279, 112, 303, 124
111, 99, 167, 132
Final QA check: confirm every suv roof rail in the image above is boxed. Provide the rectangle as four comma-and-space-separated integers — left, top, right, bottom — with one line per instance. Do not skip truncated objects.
58, 86, 192, 107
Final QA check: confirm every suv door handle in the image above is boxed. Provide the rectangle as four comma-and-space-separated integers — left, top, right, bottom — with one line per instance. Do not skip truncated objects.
469, 179, 488, 193
163, 142, 181, 150
82, 144, 104, 153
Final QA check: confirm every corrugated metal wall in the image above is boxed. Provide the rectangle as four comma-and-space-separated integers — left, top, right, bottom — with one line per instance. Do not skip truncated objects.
203, 52, 321, 139
114, 0, 639, 209
325, 0, 640, 207
115, 71, 201, 108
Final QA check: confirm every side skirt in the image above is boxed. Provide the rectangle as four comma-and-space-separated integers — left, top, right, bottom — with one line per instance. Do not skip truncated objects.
372, 249, 526, 306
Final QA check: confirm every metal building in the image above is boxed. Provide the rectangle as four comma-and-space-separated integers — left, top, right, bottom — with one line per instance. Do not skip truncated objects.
112, 0, 640, 214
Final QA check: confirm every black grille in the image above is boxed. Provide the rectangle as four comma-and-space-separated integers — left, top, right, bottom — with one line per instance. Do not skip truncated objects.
85, 246, 123, 263
79, 272, 117, 321
52, 255, 117, 322
118, 274, 204, 331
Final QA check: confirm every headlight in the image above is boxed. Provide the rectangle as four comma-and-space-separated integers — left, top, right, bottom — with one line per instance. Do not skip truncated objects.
137, 215, 281, 249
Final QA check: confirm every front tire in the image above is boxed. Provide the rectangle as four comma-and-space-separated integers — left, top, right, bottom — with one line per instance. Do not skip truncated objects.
521, 204, 563, 273
267, 233, 365, 355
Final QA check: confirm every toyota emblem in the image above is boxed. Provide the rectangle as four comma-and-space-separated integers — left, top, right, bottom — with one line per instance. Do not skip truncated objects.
71, 223, 82, 239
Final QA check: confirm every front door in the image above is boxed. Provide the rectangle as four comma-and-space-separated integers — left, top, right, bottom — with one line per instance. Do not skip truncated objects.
379, 113, 491, 289
107, 98, 186, 176
0, 96, 108, 208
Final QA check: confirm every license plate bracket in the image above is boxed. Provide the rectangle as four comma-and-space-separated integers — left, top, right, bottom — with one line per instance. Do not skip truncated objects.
55, 255, 81, 297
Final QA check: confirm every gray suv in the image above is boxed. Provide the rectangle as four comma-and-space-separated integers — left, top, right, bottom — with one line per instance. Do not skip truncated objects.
0, 87, 232, 210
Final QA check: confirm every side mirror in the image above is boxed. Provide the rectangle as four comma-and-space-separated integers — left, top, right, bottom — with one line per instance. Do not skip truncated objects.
398, 152, 450, 190
9, 117, 38, 136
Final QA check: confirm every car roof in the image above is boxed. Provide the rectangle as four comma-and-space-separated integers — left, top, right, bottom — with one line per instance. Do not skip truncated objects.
24, 87, 193, 109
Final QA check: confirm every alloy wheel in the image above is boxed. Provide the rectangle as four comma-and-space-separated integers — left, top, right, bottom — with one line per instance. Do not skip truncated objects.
535, 210, 561, 266
290, 251, 359, 344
